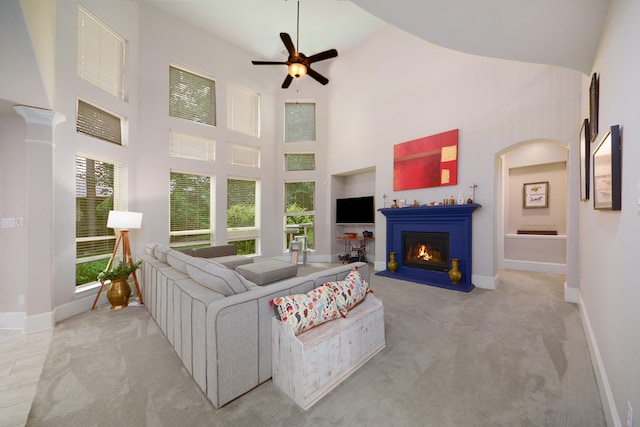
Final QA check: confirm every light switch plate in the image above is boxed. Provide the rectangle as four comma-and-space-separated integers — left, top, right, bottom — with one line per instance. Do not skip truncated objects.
1, 218, 15, 228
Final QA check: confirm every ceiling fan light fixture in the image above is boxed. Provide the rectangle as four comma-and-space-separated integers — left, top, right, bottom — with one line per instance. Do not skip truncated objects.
288, 62, 307, 79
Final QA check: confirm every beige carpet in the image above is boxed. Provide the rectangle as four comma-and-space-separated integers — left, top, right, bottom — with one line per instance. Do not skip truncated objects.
27, 268, 606, 426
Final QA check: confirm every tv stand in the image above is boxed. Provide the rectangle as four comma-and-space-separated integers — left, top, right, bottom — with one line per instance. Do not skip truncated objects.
336, 236, 374, 263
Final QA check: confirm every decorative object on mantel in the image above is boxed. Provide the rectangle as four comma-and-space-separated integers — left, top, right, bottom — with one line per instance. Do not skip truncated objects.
391, 199, 399, 208
593, 125, 621, 211
393, 129, 458, 191
387, 251, 398, 273
468, 182, 478, 203
448, 258, 462, 284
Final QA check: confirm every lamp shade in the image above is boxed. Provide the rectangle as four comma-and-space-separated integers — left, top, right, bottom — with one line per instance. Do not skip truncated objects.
107, 210, 143, 230
288, 62, 307, 79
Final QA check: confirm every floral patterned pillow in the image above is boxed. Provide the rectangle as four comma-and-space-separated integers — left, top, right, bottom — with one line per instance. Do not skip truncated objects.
323, 267, 370, 317
270, 286, 341, 335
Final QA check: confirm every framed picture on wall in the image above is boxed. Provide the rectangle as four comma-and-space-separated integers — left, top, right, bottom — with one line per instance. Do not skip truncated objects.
589, 73, 599, 142
523, 181, 549, 209
593, 125, 621, 210
580, 118, 591, 201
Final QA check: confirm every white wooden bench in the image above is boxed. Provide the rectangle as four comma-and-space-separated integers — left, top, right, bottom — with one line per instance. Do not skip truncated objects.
271, 294, 385, 409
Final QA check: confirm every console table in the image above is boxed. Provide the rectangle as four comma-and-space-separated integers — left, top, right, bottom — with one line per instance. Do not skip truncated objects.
336, 236, 374, 263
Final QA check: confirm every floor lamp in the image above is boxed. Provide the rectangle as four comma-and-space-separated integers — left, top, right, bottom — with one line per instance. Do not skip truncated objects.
91, 210, 144, 310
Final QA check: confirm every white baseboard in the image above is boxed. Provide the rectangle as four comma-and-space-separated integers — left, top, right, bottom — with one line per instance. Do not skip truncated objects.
0, 312, 26, 329
564, 282, 580, 304
578, 295, 621, 427
55, 292, 109, 324
0, 311, 54, 332
503, 259, 566, 275
473, 274, 497, 290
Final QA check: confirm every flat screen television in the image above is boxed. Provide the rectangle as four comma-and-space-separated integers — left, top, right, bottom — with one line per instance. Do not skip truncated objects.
336, 196, 375, 224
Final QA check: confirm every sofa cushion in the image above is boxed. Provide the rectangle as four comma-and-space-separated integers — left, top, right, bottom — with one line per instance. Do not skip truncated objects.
323, 267, 370, 316
192, 244, 237, 259
166, 249, 192, 274
210, 255, 253, 270
236, 259, 298, 286
270, 286, 341, 335
153, 245, 171, 263
145, 242, 160, 256
185, 258, 256, 296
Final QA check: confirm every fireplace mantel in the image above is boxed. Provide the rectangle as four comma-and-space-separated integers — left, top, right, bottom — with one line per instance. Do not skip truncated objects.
377, 204, 480, 292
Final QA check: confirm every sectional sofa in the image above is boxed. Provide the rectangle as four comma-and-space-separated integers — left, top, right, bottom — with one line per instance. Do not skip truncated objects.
138, 243, 369, 408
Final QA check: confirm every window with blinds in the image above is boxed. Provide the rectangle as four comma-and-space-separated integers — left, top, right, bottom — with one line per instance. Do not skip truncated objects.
77, 100, 123, 145
228, 142, 260, 168
284, 181, 315, 250
227, 178, 259, 255
285, 153, 315, 171
169, 66, 216, 126
75, 155, 121, 286
170, 172, 213, 246
227, 83, 260, 137
169, 130, 215, 162
285, 102, 316, 142
77, 6, 126, 100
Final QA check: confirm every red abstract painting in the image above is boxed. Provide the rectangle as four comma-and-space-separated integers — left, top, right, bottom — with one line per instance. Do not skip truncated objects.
393, 129, 458, 191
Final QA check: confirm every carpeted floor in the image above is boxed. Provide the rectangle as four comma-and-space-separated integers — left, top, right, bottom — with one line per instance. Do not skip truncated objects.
27, 268, 606, 427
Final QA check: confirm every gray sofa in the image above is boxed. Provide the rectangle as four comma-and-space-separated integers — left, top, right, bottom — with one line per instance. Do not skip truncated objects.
138, 243, 369, 408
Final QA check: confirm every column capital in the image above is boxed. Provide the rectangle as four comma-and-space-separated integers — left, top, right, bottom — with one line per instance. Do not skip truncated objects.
14, 105, 66, 127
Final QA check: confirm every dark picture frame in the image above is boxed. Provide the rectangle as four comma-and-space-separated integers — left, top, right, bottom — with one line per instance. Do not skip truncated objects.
523, 181, 549, 209
580, 118, 591, 201
589, 73, 599, 142
593, 125, 621, 210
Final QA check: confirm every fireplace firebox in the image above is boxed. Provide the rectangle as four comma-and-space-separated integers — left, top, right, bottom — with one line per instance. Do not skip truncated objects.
377, 204, 480, 292
402, 231, 449, 272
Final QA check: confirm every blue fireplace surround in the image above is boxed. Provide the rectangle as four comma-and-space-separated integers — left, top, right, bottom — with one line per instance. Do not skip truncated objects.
376, 204, 480, 292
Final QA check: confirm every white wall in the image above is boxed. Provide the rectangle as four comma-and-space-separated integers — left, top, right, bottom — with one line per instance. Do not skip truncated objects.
579, 1, 640, 425
327, 26, 583, 285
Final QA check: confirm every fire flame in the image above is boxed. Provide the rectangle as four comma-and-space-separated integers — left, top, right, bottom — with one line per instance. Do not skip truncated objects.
417, 245, 432, 261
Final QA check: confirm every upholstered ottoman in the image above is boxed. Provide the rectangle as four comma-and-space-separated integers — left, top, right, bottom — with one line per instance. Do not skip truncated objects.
236, 260, 298, 286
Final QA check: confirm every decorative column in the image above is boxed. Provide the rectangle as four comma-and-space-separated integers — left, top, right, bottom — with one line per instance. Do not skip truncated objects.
13, 106, 66, 332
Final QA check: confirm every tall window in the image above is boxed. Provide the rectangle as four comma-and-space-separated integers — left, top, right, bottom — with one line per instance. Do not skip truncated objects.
227, 178, 259, 255
170, 172, 213, 247
285, 153, 315, 171
284, 181, 315, 250
75, 155, 121, 286
285, 102, 315, 142
169, 66, 216, 125
77, 100, 123, 145
227, 83, 260, 137
77, 6, 126, 100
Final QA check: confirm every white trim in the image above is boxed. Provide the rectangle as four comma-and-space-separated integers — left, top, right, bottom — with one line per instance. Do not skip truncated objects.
503, 259, 566, 275
579, 295, 621, 427
0, 312, 26, 329
25, 311, 54, 333
564, 281, 580, 304
55, 292, 109, 324
472, 274, 497, 290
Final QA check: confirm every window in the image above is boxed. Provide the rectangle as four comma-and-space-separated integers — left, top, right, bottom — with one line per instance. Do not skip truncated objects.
77, 100, 123, 145
75, 155, 121, 286
169, 130, 215, 162
285, 102, 315, 142
285, 153, 315, 171
284, 181, 315, 250
169, 66, 216, 125
228, 142, 260, 168
227, 178, 259, 255
77, 6, 126, 100
170, 172, 213, 247
227, 83, 260, 137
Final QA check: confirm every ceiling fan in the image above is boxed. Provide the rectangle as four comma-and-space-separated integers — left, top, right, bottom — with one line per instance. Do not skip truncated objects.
251, 1, 338, 89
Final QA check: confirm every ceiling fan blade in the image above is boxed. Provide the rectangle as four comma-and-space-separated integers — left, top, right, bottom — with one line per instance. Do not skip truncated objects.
252, 60, 287, 65
307, 68, 329, 85
307, 49, 338, 64
282, 74, 293, 89
280, 33, 296, 56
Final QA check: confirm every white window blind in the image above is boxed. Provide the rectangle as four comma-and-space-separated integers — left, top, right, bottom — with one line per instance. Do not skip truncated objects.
170, 172, 213, 245
75, 155, 121, 284
285, 153, 315, 171
227, 83, 260, 137
169, 130, 215, 162
77, 100, 123, 145
228, 142, 260, 168
77, 6, 126, 100
285, 102, 316, 142
169, 66, 216, 126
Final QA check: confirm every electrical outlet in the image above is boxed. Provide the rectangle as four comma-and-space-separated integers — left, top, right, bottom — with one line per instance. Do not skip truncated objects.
628, 401, 634, 427
18, 294, 25, 305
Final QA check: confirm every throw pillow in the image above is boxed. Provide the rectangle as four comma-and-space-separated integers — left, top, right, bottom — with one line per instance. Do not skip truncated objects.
271, 286, 341, 335
323, 267, 370, 316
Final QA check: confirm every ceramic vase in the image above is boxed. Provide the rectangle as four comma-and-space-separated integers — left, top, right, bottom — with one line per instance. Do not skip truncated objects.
448, 258, 462, 284
107, 278, 131, 309
387, 251, 398, 273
